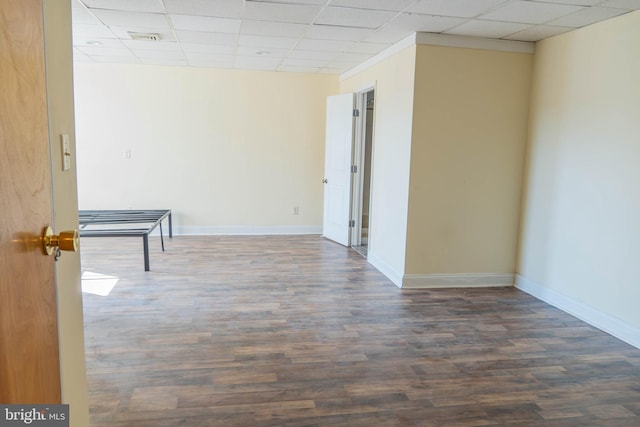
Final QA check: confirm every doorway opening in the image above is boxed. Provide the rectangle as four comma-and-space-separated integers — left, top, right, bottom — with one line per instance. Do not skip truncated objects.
351, 89, 375, 258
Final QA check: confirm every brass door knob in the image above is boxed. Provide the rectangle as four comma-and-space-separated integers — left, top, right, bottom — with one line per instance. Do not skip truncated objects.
42, 226, 79, 255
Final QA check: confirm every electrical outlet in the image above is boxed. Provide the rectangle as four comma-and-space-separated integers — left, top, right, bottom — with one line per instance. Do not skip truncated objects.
124, 149, 131, 159
293, 206, 299, 215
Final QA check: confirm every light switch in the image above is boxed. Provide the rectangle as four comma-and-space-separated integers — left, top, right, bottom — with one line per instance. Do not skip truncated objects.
61, 134, 71, 171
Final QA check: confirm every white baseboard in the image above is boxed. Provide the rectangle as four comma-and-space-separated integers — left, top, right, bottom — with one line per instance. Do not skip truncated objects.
367, 252, 403, 288
515, 275, 640, 349
172, 225, 322, 236
402, 273, 514, 289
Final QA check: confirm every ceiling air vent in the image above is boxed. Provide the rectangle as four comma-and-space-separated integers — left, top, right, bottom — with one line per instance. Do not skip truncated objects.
128, 32, 161, 42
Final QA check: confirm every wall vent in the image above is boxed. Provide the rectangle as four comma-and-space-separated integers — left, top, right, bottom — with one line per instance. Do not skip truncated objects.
128, 32, 160, 41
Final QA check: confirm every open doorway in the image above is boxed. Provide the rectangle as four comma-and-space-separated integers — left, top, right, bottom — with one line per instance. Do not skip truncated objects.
351, 89, 375, 258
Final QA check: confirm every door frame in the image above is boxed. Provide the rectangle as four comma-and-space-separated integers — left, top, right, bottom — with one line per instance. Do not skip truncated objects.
350, 86, 376, 249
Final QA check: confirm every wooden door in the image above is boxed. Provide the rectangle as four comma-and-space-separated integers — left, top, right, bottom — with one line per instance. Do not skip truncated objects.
322, 93, 355, 247
0, 0, 62, 403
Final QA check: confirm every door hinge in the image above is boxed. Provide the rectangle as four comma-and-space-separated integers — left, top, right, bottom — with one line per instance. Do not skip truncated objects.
353, 109, 360, 117
349, 219, 355, 227
351, 165, 358, 173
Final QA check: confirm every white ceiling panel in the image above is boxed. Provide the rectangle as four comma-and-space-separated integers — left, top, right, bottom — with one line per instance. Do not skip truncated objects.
181, 43, 236, 55
242, 2, 323, 24
236, 46, 291, 57
287, 49, 340, 60
503, 24, 573, 41
121, 40, 181, 51
240, 21, 309, 38
346, 41, 391, 54
132, 49, 185, 59
329, 0, 417, 12
140, 58, 189, 66
164, 0, 244, 18
296, 38, 352, 52
80, 0, 166, 13
305, 25, 374, 41
480, 1, 584, 24
408, 0, 509, 19
176, 31, 237, 45
598, 0, 640, 9
445, 20, 530, 38
239, 35, 300, 49
170, 14, 241, 33
315, 6, 398, 28
548, 6, 628, 27
91, 9, 170, 28
73, 23, 115, 38
389, 13, 467, 32
72, 0, 637, 73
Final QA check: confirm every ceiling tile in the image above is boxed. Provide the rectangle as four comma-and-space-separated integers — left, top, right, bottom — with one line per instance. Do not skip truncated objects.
249, 0, 326, 4
306, 25, 375, 41
503, 24, 573, 41
597, 0, 640, 9
548, 6, 628, 27
181, 43, 236, 55
239, 35, 300, 49
242, 2, 323, 24
73, 23, 116, 38
445, 19, 530, 38
281, 58, 329, 67
480, 0, 584, 24
72, 6, 102, 25
408, 0, 509, 18
329, 0, 417, 12
278, 65, 322, 73
346, 41, 390, 54
296, 38, 352, 51
330, 52, 371, 63
140, 58, 189, 66
90, 55, 141, 63
169, 14, 241, 33
362, 26, 413, 43
108, 26, 176, 41
188, 58, 234, 68
73, 48, 93, 62
131, 49, 185, 59
185, 52, 234, 62
236, 46, 291, 57
315, 6, 398, 28
234, 56, 282, 70
389, 13, 467, 32
533, 0, 602, 5
121, 40, 181, 50
176, 30, 237, 45
164, 0, 244, 18
91, 9, 171, 28
240, 20, 309, 38
287, 49, 339, 61
74, 37, 127, 48
77, 46, 135, 56
80, 0, 166, 13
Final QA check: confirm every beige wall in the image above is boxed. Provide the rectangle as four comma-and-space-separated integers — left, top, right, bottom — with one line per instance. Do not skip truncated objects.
74, 65, 337, 234
43, 0, 90, 425
340, 46, 417, 285
405, 45, 532, 279
518, 11, 640, 335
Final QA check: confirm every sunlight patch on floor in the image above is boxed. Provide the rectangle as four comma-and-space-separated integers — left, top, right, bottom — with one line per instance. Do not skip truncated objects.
82, 271, 119, 296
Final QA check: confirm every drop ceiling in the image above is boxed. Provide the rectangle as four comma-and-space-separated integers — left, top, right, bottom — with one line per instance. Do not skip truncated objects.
72, 0, 640, 74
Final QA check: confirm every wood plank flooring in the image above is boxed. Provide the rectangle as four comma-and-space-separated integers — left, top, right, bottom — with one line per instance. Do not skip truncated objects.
80, 235, 640, 426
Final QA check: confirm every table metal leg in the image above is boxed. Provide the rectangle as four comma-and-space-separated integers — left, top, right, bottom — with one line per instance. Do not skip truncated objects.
143, 234, 150, 271
160, 223, 165, 252
168, 213, 173, 238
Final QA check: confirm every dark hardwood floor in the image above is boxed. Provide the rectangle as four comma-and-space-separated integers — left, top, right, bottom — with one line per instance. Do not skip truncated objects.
80, 235, 640, 426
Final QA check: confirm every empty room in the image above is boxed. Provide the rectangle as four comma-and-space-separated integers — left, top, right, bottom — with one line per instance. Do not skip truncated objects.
2, 0, 640, 426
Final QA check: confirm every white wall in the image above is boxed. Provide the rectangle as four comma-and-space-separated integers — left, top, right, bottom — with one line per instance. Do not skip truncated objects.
340, 46, 417, 286
517, 10, 640, 346
404, 44, 532, 287
74, 65, 337, 234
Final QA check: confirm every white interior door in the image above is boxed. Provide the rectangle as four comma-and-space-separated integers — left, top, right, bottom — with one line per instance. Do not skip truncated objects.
322, 93, 355, 246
